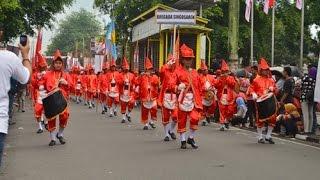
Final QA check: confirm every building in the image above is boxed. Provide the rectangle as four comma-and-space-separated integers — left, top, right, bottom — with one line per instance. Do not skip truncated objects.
130, 4, 213, 71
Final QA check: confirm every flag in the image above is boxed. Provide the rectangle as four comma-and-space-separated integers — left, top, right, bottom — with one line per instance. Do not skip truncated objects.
296, 0, 302, 10
264, 0, 276, 14
34, 28, 42, 66
105, 20, 117, 60
245, 0, 253, 22
133, 41, 139, 69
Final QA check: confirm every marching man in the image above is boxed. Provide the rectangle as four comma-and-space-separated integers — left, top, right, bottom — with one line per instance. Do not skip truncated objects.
215, 60, 237, 131
158, 54, 178, 141
138, 57, 160, 130
98, 61, 109, 114
107, 59, 120, 117
176, 44, 202, 149
119, 57, 135, 123
199, 60, 217, 126
249, 58, 277, 144
43, 50, 73, 146
75, 67, 83, 104
31, 53, 48, 133
86, 64, 97, 109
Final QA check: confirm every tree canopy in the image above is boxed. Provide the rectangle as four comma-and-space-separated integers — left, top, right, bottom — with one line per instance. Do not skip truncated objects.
94, 0, 319, 66
46, 9, 103, 56
0, 0, 73, 42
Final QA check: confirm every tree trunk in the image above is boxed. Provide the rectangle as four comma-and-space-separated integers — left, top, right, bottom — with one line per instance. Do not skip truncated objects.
228, 0, 239, 71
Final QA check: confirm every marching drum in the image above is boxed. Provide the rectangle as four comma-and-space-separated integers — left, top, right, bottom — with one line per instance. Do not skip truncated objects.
42, 88, 68, 119
256, 93, 278, 121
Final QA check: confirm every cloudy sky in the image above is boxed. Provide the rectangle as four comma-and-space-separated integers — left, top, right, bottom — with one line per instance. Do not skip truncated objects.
42, 0, 110, 53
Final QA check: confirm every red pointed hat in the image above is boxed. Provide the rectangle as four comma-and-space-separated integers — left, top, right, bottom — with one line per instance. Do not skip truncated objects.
145, 57, 153, 70
53, 49, 62, 61
110, 59, 116, 67
37, 53, 47, 68
200, 60, 208, 70
259, 58, 270, 70
221, 59, 229, 71
122, 57, 129, 70
180, 44, 195, 58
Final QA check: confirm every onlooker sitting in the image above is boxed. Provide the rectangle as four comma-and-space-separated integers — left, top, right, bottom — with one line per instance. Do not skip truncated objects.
231, 93, 248, 127
276, 103, 302, 137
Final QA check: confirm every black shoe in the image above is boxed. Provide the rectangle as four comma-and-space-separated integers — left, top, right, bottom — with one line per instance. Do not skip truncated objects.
89, 106, 92, 109
206, 117, 211, 124
149, 122, 156, 129
187, 138, 198, 149
126, 115, 131, 122
225, 123, 230, 129
56, 134, 66, 145
201, 121, 207, 126
92, 104, 95, 108
143, 126, 148, 130
265, 138, 275, 144
109, 114, 113, 117
169, 131, 177, 140
36, 129, 43, 134
164, 136, 170, 141
114, 111, 117, 116
49, 140, 56, 146
84, 103, 87, 106
22, 110, 25, 113
101, 110, 105, 114
44, 123, 48, 131
181, 141, 187, 149
258, 138, 265, 144
121, 119, 126, 123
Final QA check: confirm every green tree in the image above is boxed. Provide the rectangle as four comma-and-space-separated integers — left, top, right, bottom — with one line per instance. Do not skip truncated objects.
46, 9, 102, 56
0, 0, 73, 42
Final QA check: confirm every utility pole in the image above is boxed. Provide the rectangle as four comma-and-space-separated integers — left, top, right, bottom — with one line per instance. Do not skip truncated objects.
228, 0, 240, 70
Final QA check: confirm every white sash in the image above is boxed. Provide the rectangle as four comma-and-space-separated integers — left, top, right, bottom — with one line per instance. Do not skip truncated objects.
143, 100, 157, 109
163, 93, 177, 110
179, 93, 194, 112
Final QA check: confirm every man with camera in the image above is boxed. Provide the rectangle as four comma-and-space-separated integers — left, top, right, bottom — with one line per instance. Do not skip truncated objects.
0, 26, 32, 167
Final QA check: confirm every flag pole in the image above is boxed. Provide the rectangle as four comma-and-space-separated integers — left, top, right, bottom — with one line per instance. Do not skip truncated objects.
299, 0, 305, 68
173, 24, 177, 58
271, 4, 275, 67
250, 0, 254, 65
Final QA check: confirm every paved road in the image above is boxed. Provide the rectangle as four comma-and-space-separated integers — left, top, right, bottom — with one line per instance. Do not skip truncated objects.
1, 102, 320, 180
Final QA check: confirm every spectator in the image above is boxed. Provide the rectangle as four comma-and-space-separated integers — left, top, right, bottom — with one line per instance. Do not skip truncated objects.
280, 67, 295, 105
276, 103, 302, 137
300, 66, 317, 134
0, 27, 32, 167
231, 94, 248, 127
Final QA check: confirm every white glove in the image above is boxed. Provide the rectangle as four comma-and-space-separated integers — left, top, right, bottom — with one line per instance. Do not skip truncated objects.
178, 83, 186, 91
252, 93, 258, 100
59, 78, 68, 85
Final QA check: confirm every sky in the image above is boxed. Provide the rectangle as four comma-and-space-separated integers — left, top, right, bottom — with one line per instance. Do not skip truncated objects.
42, 0, 110, 53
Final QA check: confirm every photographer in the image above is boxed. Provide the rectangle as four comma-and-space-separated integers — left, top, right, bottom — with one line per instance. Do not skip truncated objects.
0, 26, 32, 167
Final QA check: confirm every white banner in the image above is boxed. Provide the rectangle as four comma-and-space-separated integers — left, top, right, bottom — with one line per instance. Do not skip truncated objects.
314, 59, 320, 103
156, 10, 196, 25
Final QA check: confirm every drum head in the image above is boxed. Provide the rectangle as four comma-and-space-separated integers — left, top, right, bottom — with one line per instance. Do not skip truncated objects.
257, 93, 273, 103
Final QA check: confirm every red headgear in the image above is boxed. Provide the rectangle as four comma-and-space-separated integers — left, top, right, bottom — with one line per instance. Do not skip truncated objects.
53, 49, 62, 61
122, 57, 129, 70
145, 57, 153, 70
259, 58, 270, 70
37, 53, 47, 68
200, 60, 208, 70
180, 44, 195, 58
221, 60, 229, 71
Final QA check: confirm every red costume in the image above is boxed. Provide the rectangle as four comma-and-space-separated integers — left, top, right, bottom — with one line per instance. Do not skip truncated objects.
215, 60, 237, 129
43, 50, 73, 133
98, 62, 109, 106
119, 58, 136, 121
86, 64, 97, 108
199, 60, 217, 122
138, 58, 160, 128
106, 60, 121, 116
176, 44, 203, 137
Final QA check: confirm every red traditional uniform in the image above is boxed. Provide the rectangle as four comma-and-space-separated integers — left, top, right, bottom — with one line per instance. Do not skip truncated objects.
75, 68, 83, 103
249, 58, 277, 144
43, 50, 73, 146
215, 60, 237, 130
31, 53, 48, 133
106, 60, 121, 116
138, 58, 160, 129
119, 58, 136, 123
98, 62, 109, 113
176, 44, 203, 149
199, 60, 217, 125
158, 55, 178, 140
86, 65, 97, 108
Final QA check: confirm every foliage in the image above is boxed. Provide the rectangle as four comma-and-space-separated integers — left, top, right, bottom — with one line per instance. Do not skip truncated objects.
0, 0, 73, 42
46, 9, 102, 56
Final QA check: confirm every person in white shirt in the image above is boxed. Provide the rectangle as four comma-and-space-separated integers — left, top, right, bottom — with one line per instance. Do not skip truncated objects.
0, 28, 32, 167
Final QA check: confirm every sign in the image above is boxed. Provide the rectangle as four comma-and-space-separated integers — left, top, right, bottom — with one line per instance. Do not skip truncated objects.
156, 10, 196, 25
132, 16, 160, 42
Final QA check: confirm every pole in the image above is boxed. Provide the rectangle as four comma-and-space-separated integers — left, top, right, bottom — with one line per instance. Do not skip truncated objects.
271, 5, 275, 67
250, 0, 254, 65
300, 0, 305, 68
173, 24, 177, 57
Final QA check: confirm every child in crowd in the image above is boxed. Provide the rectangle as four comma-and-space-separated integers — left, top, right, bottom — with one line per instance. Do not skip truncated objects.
276, 103, 303, 137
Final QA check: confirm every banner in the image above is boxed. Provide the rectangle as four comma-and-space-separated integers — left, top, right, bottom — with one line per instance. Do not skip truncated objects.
245, 0, 253, 22
156, 10, 196, 25
296, 0, 302, 10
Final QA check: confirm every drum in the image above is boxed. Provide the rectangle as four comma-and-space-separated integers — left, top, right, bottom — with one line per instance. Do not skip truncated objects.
42, 88, 67, 119
256, 93, 278, 121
